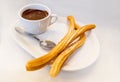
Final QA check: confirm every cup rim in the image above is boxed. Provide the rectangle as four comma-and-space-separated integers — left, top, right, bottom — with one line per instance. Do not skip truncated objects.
18, 3, 52, 22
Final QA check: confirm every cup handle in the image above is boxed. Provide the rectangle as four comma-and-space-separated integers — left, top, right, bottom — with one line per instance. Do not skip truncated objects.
49, 14, 58, 25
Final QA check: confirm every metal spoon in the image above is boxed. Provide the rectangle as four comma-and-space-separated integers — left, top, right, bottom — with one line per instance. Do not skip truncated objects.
15, 27, 56, 50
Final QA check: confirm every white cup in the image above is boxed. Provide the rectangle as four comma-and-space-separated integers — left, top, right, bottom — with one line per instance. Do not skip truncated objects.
18, 4, 57, 34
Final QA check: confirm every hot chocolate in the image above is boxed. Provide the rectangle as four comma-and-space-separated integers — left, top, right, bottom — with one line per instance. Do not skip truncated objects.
22, 9, 48, 20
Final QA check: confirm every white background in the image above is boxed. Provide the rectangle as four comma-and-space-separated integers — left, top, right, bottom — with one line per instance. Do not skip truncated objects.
0, 0, 120, 82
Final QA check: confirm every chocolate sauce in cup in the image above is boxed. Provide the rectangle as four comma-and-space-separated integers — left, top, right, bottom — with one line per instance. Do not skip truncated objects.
19, 4, 57, 34
22, 9, 48, 20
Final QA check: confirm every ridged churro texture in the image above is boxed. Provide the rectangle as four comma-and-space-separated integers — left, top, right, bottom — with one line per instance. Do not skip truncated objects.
26, 16, 96, 77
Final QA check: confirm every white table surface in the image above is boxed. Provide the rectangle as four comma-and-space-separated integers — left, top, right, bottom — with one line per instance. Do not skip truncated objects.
0, 0, 120, 82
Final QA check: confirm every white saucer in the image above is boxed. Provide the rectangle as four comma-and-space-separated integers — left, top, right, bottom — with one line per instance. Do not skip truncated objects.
11, 17, 100, 71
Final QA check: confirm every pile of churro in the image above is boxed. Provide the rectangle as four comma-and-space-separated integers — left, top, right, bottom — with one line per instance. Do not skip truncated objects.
26, 16, 96, 77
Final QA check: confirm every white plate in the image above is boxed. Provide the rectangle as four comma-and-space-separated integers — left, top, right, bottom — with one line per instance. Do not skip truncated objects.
11, 17, 100, 71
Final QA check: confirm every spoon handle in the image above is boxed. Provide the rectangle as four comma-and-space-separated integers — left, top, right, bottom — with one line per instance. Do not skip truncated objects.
32, 36, 40, 41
